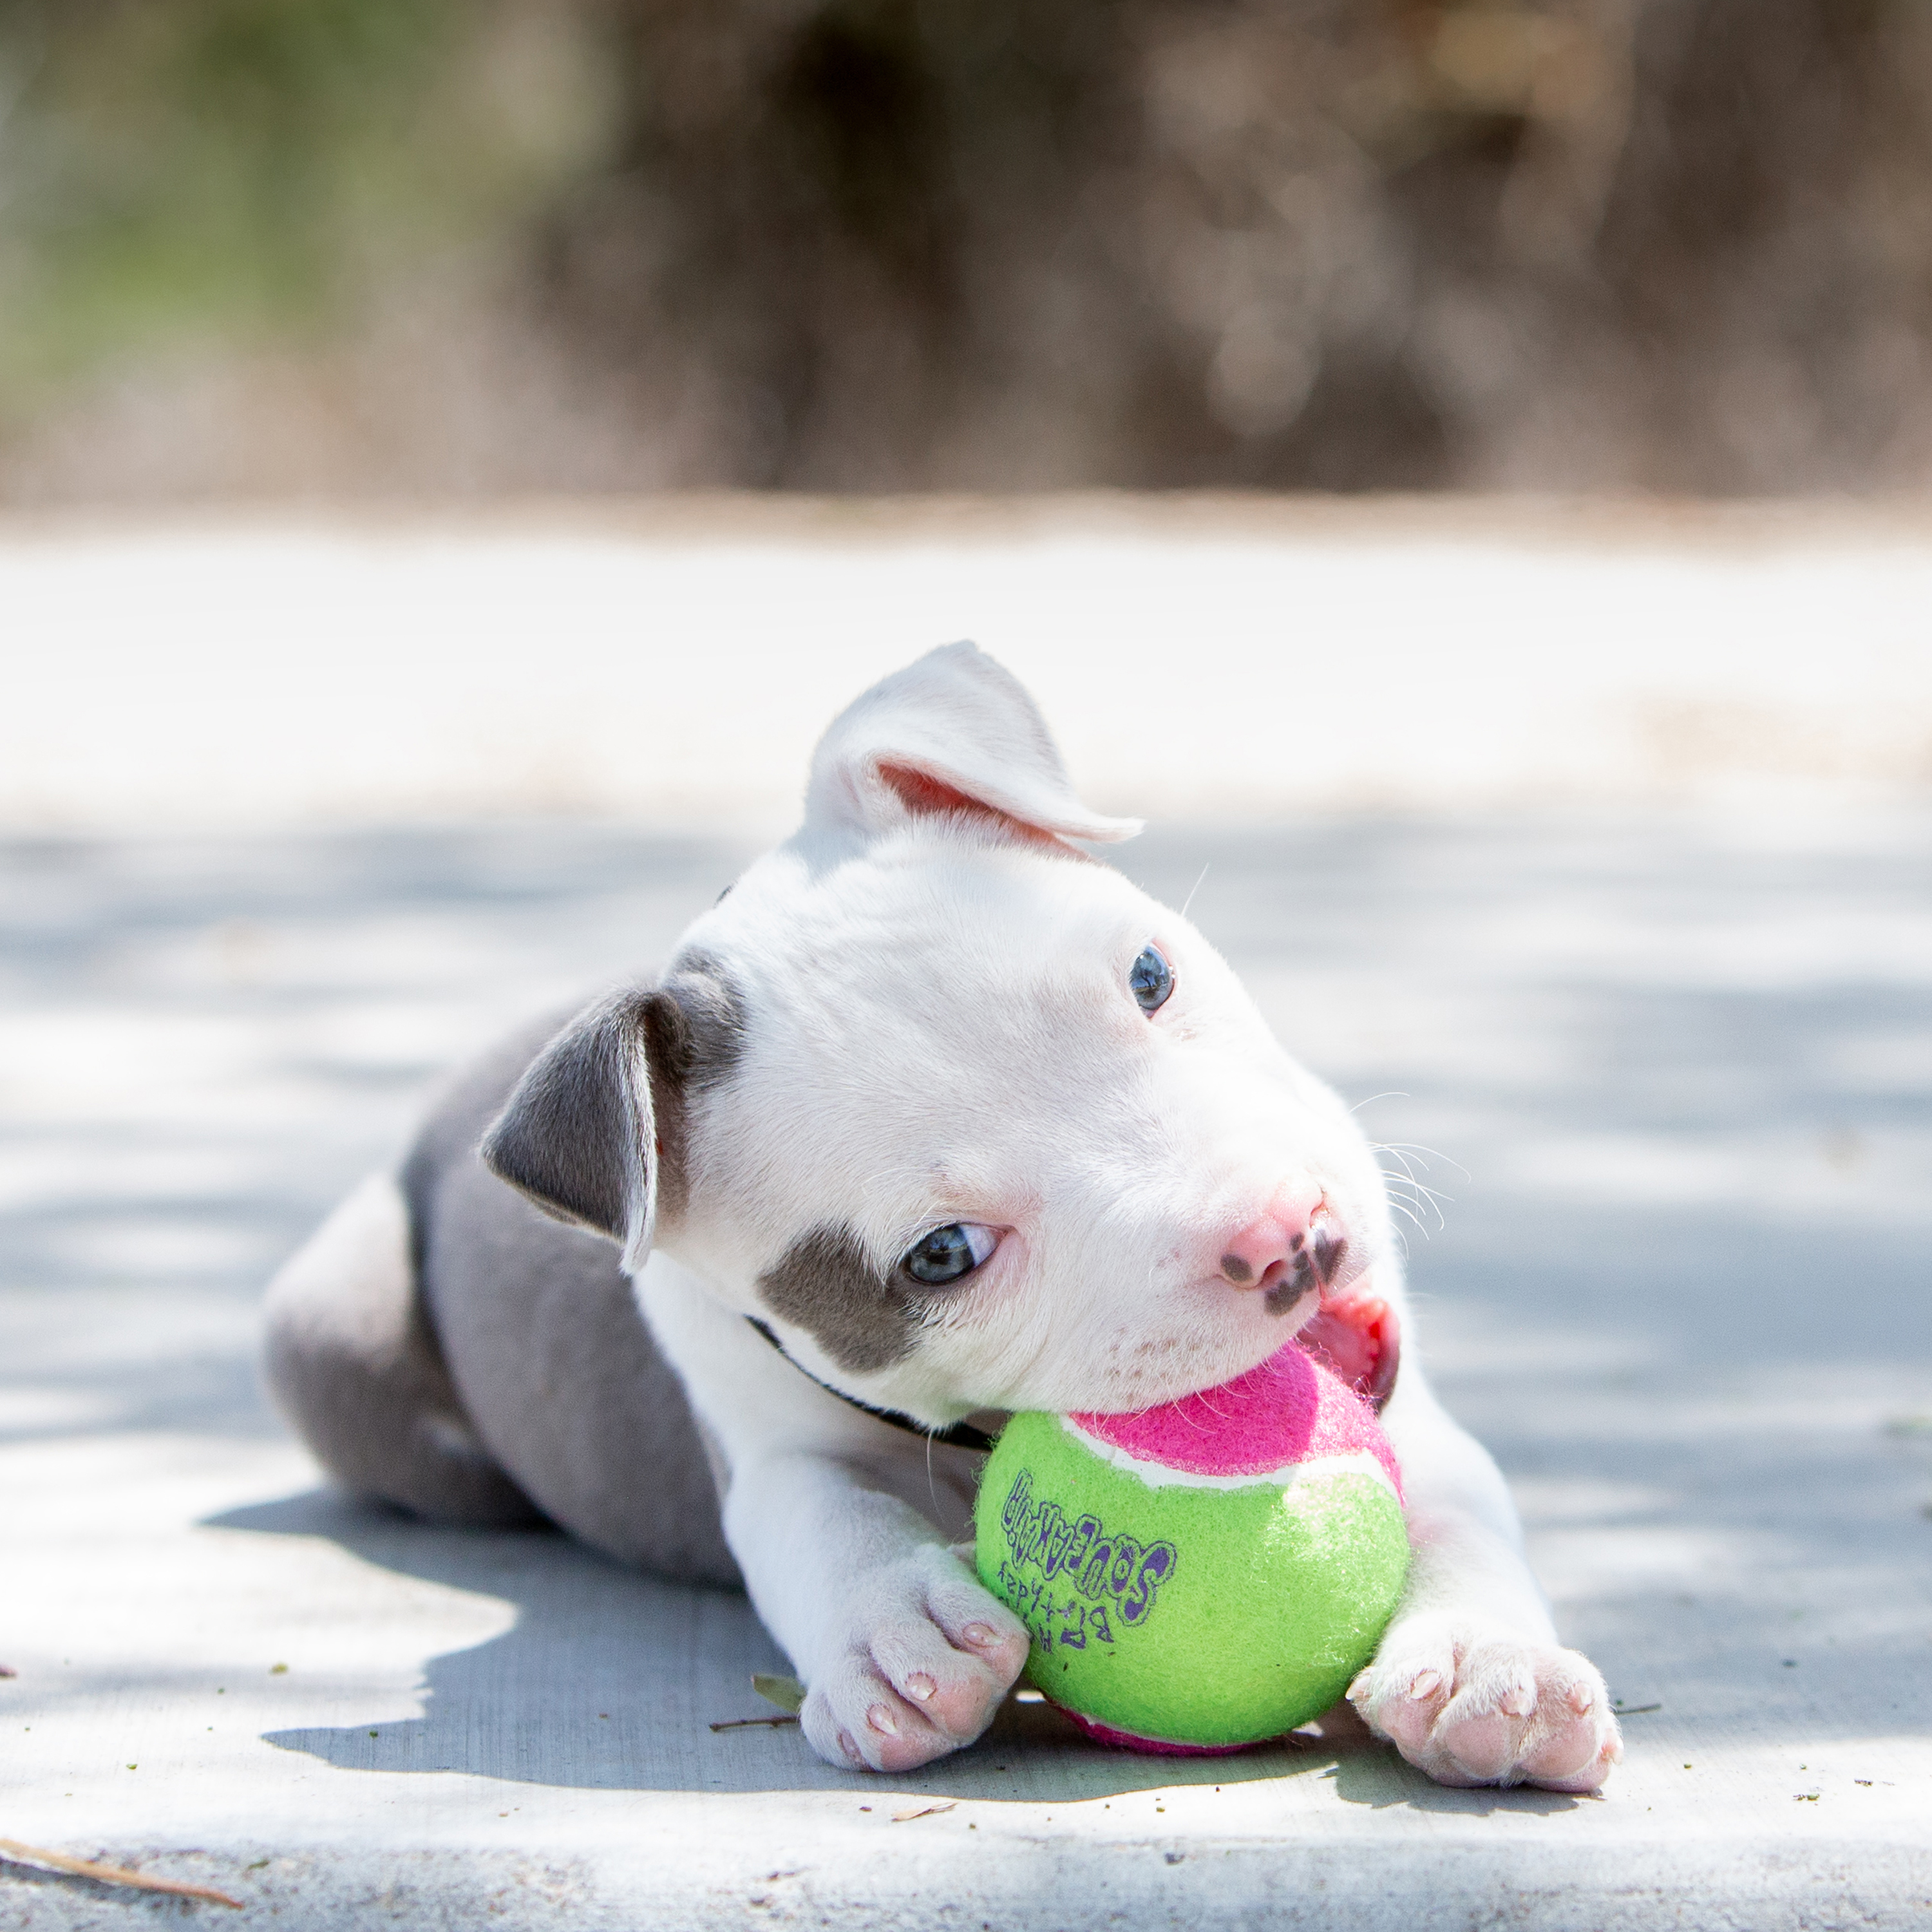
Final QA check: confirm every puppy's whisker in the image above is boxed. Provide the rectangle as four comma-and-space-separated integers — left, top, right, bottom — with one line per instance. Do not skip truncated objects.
1376, 1153, 1452, 1233
1376, 1141, 1471, 1183
1380, 1175, 1430, 1218
1375, 1146, 1424, 1185
1384, 1180, 1442, 1233
1387, 1198, 1430, 1238
1407, 1184, 1454, 1228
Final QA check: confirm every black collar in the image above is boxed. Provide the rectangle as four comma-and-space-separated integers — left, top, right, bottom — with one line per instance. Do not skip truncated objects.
746, 1318, 998, 1454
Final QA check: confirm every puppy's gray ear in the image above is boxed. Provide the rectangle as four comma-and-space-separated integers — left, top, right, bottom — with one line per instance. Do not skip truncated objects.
805, 641, 1141, 848
480, 989, 657, 1271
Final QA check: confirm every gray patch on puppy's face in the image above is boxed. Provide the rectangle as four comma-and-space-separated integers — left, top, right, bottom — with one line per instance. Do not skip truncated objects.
757, 1224, 922, 1373
644, 951, 748, 1230
650, 950, 748, 1089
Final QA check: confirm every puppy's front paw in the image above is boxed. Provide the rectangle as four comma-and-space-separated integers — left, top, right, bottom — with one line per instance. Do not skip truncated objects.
799, 1547, 1030, 1773
1349, 1617, 1622, 1792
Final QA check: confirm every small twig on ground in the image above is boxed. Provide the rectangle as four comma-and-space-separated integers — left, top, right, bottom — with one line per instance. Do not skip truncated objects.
1611, 1703, 1663, 1715
0, 1837, 243, 1909
892, 1803, 956, 1824
708, 1674, 808, 1730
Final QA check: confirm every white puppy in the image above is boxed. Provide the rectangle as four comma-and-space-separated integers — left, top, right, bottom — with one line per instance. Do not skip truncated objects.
265, 643, 1620, 1792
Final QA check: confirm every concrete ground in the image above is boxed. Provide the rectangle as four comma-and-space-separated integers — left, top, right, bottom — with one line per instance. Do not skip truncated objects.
3, 810, 1929, 1928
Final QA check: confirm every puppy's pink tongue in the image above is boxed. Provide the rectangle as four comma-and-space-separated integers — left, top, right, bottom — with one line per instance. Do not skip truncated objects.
1296, 1287, 1401, 1411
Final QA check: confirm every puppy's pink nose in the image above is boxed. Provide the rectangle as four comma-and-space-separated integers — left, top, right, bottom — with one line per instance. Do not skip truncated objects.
1219, 1184, 1345, 1309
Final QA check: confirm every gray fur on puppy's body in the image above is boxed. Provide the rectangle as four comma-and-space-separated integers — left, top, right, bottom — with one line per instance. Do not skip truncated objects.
267, 1003, 738, 1587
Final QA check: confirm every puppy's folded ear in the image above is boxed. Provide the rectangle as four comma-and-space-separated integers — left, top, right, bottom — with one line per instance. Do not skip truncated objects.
480, 989, 657, 1271
806, 640, 1141, 849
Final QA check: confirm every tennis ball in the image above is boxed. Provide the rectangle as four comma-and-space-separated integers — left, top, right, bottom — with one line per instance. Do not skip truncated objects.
974, 1342, 1409, 1752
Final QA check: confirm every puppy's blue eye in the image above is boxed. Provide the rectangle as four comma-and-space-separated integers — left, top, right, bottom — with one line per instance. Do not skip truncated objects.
1130, 944, 1175, 1014
901, 1223, 995, 1286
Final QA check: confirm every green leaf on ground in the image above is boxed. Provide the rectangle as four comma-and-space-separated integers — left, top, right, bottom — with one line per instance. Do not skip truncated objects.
752, 1672, 806, 1714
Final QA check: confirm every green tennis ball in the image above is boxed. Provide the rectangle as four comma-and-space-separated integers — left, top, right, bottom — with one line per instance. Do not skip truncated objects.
974, 1343, 1409, 1752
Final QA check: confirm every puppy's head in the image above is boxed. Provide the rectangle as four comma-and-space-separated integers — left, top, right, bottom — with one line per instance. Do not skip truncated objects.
485, 644, 1393, 1422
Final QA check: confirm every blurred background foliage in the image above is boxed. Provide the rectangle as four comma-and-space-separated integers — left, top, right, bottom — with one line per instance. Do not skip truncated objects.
0, 0, 607, 392
1, 0, 1929, 498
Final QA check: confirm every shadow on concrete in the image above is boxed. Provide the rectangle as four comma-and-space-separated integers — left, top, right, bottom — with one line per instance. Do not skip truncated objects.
207, 1486, 1510, 1808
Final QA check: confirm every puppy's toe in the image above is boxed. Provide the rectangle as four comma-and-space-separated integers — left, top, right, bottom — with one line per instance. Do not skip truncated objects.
1349, 1640, 1455, 1759
1436, 1706, 1522, 1783
802, 1664, 958, 1774
869, 1606, 1023, 1743
1513, 1656, 1621, 1793
1520, 1700, 1622, 1793
1519, 1719, 1602, 1786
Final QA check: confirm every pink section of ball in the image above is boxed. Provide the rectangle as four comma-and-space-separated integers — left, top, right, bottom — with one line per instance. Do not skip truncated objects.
1068, 1340, 1402, 1495
1053, 1703, 1264, 1757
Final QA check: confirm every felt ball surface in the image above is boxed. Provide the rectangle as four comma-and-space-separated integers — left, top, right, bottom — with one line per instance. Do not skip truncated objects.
974, 1343, 1410, 1750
